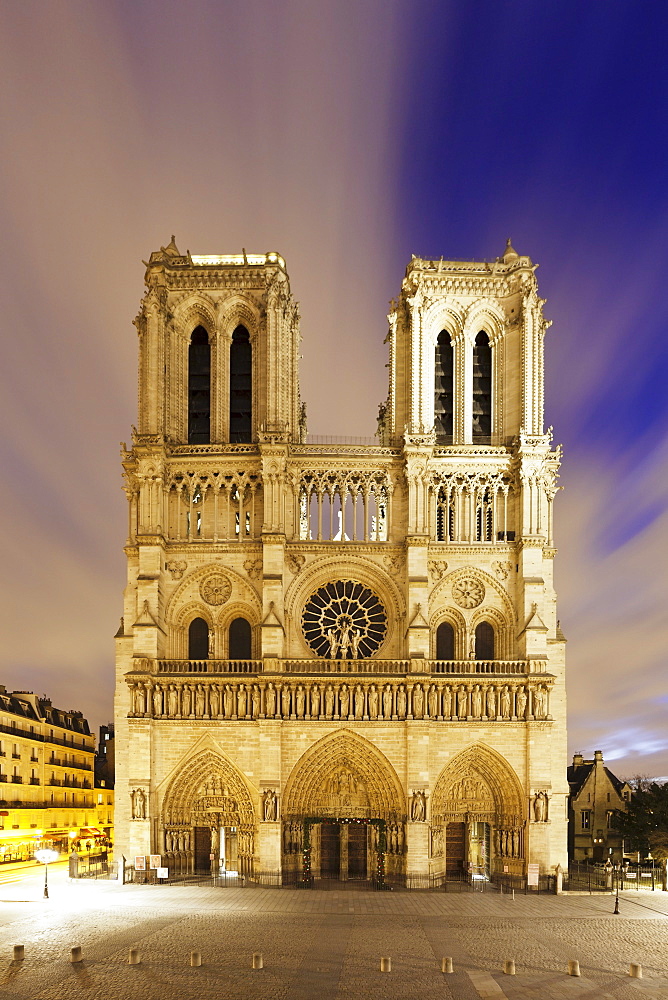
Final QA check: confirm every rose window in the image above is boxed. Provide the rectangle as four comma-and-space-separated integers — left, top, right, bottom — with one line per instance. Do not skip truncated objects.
302, 580, 387, 659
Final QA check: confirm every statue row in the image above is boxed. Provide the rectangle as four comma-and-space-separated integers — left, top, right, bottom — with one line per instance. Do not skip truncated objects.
128, 679, 551, 721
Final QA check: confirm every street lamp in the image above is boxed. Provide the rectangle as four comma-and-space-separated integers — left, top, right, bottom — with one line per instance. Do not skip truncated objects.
614, 862, 620, 914
35, 848, 59, 899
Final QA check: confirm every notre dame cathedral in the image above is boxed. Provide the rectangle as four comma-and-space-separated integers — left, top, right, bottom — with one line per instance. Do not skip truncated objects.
114, 237, 567, 883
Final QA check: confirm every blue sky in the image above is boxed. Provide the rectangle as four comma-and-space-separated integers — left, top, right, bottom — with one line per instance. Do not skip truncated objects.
0, 1, 666, 775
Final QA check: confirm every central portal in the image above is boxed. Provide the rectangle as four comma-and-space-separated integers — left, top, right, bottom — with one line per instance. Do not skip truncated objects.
318, 822, 368, 881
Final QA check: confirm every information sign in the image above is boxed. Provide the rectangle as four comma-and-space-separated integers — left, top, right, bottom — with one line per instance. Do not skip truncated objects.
149, 855, 161, 869
135, 856, 146, 871
527, 863, 539, 886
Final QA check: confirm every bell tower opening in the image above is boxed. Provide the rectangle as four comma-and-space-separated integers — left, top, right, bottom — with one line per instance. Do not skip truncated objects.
230, 325, 252, 442
472, 330, 491, 442
434, 329, 454, 444
188, 326, 210, 444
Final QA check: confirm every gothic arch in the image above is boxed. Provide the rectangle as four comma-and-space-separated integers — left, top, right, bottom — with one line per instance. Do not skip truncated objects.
283, 729, 405, 820
170, 602, 214, 659
283, 554, 405, 658
463, 299, 506, 346
429, 606, 467, 659
219, 297, 261, 344
161, 745, 257, 827
422, 302, 465, 345
172, 294, 218, 342
431, 743, 524, 829
469, 605, 511, 659
434, 567, 516, 624
165, 563, 262, 623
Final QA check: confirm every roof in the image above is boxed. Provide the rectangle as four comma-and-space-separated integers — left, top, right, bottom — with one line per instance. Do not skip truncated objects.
567, 762, 627, 797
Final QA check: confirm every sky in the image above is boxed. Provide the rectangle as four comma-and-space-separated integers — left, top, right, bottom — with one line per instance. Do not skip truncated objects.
0, 1, 666, 777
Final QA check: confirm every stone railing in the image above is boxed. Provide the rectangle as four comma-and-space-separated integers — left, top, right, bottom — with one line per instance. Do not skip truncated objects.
127, 673, 553, 723
148, 658, 541, 676
157, 660, 262, 674
283, 659, 410, 675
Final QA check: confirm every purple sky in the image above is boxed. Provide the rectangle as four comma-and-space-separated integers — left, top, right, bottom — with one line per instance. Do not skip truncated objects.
0, 2, 666, 776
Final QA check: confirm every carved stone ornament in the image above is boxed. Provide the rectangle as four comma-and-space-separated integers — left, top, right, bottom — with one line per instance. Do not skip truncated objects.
199, 574, 231, 606
301, 580, 387, 659
452, 576, 485, 609
166, 560, 187, 580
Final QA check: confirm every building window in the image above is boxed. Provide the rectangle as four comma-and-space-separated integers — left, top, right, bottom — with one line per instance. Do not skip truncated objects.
188, 618, 209, 660
229, 325, 252, 442
606, 811, 614, 829
436, 622, 455, 660
472, 331, 491, 442
188, 326, 211, 444
581, 810, 591, 830
474, 621, 495, 660
434, 330, 453, 444
229, 617, 252, 659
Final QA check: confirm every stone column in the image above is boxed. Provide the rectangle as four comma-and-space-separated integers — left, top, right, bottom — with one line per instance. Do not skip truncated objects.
339, 824, 349, 881
257, 822, 281, 875
406, 822, 429, 876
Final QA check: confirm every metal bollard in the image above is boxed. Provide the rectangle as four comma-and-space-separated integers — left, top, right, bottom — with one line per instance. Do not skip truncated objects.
568, 959, 581, 977
380, 956, 391, 972
629, 963, 642, 979
441, 957, 453, 973
13, 945, 24, 962
503, 959, 515, 975
512, 889, 515, 900
70, 946, 83, 964
252, 952, 263, 969
190, 950, 202, 967
128, 948, 140, 965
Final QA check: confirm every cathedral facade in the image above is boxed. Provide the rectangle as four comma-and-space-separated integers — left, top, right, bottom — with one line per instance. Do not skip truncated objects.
114, 238, 567, 883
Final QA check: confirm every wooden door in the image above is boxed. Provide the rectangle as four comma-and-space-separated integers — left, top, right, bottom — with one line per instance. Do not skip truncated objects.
347, 824, 367, 879
193, 826, 211, 873
445, 822, 466, 876
320, 823, 340, 877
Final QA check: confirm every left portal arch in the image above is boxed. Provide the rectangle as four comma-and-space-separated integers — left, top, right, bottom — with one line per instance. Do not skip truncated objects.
161, 748, 257, 875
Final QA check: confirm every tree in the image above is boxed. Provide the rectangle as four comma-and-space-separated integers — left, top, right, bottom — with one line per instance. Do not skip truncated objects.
613, 781, 668, 890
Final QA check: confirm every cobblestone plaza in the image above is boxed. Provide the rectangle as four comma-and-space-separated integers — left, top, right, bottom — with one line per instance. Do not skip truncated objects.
0, 876, 666, 999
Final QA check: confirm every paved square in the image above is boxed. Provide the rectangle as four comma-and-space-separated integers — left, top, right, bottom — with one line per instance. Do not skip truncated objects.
0, 875, 667, 999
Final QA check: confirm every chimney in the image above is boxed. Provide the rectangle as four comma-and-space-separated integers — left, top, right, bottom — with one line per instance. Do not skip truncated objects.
572, 753, 584, 767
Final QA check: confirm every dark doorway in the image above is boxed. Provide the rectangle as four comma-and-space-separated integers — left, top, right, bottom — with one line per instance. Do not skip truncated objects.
445, 821, 466, 876
320, 823, 340, 877
347, 824, 367, 879
193, 826, 211, 873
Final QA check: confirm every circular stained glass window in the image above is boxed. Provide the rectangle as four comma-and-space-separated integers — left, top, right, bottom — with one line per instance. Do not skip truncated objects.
302, 580, 387, 659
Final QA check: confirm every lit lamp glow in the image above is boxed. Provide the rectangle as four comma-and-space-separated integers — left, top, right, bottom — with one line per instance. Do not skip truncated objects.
35, 849, 59, 899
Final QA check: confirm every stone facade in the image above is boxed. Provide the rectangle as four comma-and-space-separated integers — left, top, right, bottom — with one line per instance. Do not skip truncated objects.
568, 751, 631, 862
114, 237, 568, 881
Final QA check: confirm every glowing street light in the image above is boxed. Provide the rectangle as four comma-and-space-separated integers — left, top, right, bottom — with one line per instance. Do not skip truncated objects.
35, 849, 59, 899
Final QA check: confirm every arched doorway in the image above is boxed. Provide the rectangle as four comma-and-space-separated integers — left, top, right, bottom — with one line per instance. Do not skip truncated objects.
431, 744, 525, 879
283, 730, 405, 883
160, 749, 257, 876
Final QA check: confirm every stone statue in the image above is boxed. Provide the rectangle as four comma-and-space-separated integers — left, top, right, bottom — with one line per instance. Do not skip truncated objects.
265, 682, 277, 717
210, 684, 220, 718
167, 684, 178, 717
534, 685, 547, 719
471, 684, 482, 718
132, 787, 146, 820
210, 824, 219, 856
354, 685, 364, 719
412, 684, 424, 718
339, 684, 350, 717
133, 683, 145, 716
195, 684, 206, 717
182, 684, 192, 717
516, 686, 527, 719
281, 685, 291, 717
533, 791, 547, 822
428, 684, 439, 719
251, 685, 260, 718
338, 624, 351, 659
350, 628, 361, 659
153, 684, 162, 717
237, 684, 247, 718
325, 685, 334, 716
295, 685, 305, 717
457, 686, 467, 719
442, 685, 452, 718
486, 685, 496, 719
468, 634, 476, 659
263, 789, 277, 821
500, 685, 511, 719
368, 684, 378, 718
411, 790, 426, 822
396, 685, 407, 718
382, 684, 392, 718
311, 684, 321, 718
327, 627, 338, 659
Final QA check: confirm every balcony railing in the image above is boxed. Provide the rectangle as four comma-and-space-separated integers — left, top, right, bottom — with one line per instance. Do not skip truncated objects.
157, 659, 262, 674
150, 658, 544, 676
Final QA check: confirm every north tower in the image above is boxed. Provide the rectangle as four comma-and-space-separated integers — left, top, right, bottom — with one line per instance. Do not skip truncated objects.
115, 238, 567, 884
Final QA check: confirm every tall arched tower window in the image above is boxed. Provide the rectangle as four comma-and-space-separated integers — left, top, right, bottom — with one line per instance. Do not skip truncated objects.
230, 325, 252, 442
229, 617, 252, 659
188, 327, 211, 444
472, 331, 491, 442
434, 330, 454, 444
474, 621, 495, 660
436, 621, 455, 660
188, 617, 209, 660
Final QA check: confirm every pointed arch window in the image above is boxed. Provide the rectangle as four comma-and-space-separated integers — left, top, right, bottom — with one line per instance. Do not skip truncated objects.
188, 326, 211, 444
436, 621, 455, 660
474, 621, 495, 661
229, 617, 252, 659
230, 325, 252, 442
188, 617, 209, 660
472, 331, 491, 442
435, 330, 454, 444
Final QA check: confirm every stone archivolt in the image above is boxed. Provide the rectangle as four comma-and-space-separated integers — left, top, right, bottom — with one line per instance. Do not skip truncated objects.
127, 674, 552, 722
283, 731, 405, 821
